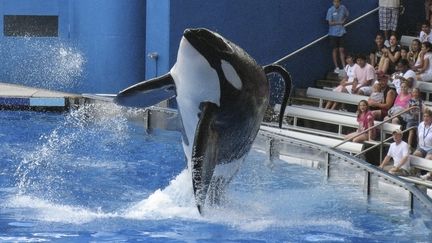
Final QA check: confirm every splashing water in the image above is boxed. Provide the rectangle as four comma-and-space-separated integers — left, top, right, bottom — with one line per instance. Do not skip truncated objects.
14, 103, 130, 200
1, 106, 431, 241
1, 38, 85, 90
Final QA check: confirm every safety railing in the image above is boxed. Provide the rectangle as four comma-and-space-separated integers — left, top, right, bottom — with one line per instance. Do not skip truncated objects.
273, 7, 379, 64
333, 106, 420, 161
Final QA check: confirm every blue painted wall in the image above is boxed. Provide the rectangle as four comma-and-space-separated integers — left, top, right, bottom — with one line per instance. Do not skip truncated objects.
0, 0, 146, 93
0, 0, 425, 95
146, 0, 424, 98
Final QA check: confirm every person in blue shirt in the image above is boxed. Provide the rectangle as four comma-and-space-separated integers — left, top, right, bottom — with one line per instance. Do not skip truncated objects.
326, 0, 349, 74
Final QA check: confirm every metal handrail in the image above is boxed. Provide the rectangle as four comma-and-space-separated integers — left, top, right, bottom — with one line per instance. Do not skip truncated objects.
332, 106, 419, 151
273, 7, 379, 64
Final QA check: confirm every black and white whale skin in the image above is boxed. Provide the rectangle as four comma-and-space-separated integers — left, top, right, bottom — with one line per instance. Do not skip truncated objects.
115, 28, 291, 214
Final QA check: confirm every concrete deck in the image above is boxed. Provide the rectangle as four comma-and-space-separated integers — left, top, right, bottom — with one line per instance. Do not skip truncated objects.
0, 82, 82, 110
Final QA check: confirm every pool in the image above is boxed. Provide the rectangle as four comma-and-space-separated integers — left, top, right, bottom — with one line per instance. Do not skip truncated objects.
0, 104, 431, 242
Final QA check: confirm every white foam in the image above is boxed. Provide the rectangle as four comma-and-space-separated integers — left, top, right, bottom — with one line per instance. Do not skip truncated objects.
5, 195, 116, 224
123, 169, 200, 220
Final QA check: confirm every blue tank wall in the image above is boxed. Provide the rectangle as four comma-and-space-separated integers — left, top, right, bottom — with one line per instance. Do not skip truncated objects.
0, 0, 146, 93
146, 0, 424, 93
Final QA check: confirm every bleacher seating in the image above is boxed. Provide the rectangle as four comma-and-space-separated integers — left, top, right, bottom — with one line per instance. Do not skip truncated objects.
283, 105, 400, 137
260, 124, 364, 154
306, 87, 367, 108
400, 155, 432, 188
400, 35, 417, 47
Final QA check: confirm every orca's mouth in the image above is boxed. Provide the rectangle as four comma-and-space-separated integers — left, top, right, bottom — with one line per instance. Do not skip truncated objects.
184, 28, 233, 54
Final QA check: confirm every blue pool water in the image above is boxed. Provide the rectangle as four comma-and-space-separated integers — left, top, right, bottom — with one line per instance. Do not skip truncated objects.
0, 104, 431, 242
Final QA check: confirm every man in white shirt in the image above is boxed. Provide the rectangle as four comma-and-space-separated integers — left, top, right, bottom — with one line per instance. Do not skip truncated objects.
379, 128, 410, 176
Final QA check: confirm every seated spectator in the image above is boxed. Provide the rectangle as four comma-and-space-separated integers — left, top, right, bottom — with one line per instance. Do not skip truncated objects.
414, 41, 432, 82
370, 33, 385, 69
419, 21, 432, 44
379, 128, 411, 176
386, 80, 411, 124
368, 72, 397, 120
325, 54, 358, 110
407, 39, 421, 68
345, 100, 375, 143
369, 82, 384, 103
413, 108, 432, 159
346, 54, 376, 95
390, 59, 416, 94
401, 88, 424, 150
377, 34, 401, 74
400, 45, 409, 61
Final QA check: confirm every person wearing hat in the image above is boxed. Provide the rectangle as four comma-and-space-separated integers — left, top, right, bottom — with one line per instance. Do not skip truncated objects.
379, 128, 411, 176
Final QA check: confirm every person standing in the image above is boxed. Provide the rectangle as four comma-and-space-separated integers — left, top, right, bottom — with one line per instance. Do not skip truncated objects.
379, 0, 400, 46
326, 0, 349, 74
379, 128, 411, 176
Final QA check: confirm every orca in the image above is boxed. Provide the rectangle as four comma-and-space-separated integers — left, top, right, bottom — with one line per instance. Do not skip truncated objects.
115, 28, 291, 214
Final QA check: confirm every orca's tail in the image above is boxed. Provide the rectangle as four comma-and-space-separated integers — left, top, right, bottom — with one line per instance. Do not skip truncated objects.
263, 64, 293, 128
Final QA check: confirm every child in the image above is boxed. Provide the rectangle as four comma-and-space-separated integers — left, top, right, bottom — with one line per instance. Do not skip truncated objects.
345, 100, 375, 143
326, 0, 349, 74
402, 88, 424, 150
369, 82, 384, 103
325, 54, 358, 110
419, 21, 432, 44
400, 46, 409, 61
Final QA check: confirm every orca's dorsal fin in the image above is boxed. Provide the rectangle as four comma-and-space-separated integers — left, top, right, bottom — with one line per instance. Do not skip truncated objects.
263, 64, 292, 128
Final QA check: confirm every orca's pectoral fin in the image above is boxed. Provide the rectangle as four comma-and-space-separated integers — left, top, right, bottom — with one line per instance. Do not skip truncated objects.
191, 102, 219, 214
114, 73, 176, 108
263, 64, 293, 128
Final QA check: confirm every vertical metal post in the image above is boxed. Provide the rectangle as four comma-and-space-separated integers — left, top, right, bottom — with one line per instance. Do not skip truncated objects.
364, 171, 371, 196
379, 127, 384, 162
409, 192, 414, 212
325, 152, 330, 178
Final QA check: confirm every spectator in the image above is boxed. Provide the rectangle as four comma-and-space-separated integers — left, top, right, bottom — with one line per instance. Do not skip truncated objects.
345, 100, 376, 143
413, 108, 432, 161
379, 128, 411, 176
400, 46, 409, 61
379, 0, 400, 46
402, 88, 424, 150
325, 54, 358, 110
386, 80, 411, 125
390, 59, 416, 94
377, 34, 401, 74
368, 72, 397, 121
370, 32, 386, 69
407, 39, 421, 68
426, 0, 432, 25
419, 21, 432, 44
326, 0, 349, 74
415, 41, 432, 82
346, 54, 376, 95
418, 109, 432, 181
369, 82, 384, 104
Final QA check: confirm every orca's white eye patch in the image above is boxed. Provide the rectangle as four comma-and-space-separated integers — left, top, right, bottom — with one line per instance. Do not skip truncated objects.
221, 60, 242, 90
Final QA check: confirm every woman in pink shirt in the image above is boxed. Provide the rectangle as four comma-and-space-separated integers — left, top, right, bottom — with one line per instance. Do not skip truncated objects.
386, 80, 411, 124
